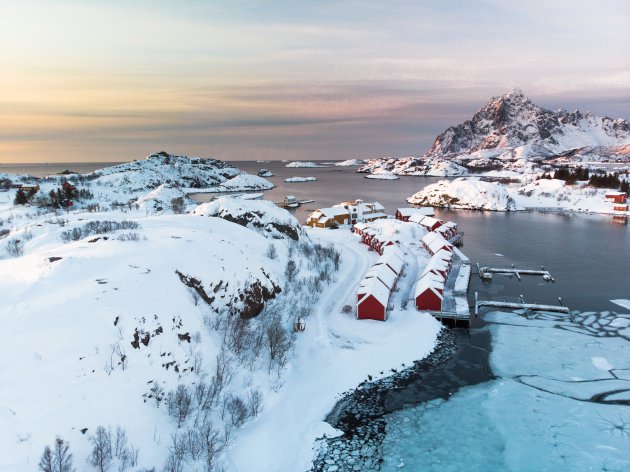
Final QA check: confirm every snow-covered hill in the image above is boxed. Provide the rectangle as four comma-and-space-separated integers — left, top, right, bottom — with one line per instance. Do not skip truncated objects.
359, 89, 630, 177
408, 177, 628, 214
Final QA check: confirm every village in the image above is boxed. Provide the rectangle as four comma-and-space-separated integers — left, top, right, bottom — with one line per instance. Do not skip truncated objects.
305, 200, 472, 327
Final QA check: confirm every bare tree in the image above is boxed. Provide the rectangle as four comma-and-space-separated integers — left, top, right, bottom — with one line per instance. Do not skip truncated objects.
168, 385, 192, 428
113, 427, 128, 459
265, 316, 291, 373
247, 389, 263, 417
53, 437, 75, 472
6, 239, 23, 257
38, 446, 54, 472
88, 426, 112, 472
284, 259, 298, 283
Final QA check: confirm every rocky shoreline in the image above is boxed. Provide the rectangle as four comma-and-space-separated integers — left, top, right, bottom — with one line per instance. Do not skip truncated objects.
310, 329, 463, 471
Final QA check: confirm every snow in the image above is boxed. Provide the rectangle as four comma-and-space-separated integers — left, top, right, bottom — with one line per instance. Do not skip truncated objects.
408, 177, 629, 215
591, 356, 614, 371
284, 176, 318, 183
365, 172, 399, 180
0, 174, 443, 471
136, 184, 190, 214
285, 161, 328, 168
335, 159, 365, 167
611, 299, 630, 311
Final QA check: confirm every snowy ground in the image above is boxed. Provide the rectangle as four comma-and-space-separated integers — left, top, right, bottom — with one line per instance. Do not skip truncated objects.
284, 176, 318, 183
1, 175, 443, 471
225, 228, 441, 471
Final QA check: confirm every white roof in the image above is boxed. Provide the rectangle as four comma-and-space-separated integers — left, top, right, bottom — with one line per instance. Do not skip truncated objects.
423, 257, 450, 275
442, 221, 457, 229
358, 276, 390, 307
372, 202, 385, 211
422, 232, 453, 254
408, 213, 427, 224
606, 191, 627, 196
420, 269, 446, 284
417, 216, 443, 228
382, 244, 406, 264
364, 212, 387, 220
309, 210, 322, 219
364, 264, 397, 289
433, 248, 453, 262
376, 252, 404, 275
397, 207, 434, 217
320, 207, 349, 217
414, 276, 444, 300
353, 222, 368, 230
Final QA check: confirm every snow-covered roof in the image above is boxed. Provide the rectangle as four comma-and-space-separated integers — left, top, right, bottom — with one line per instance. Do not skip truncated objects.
376, 252, 404, 275
397, 207, 435, 217
422, 232, 453, 253
605, 191, 627, 196
414, 276, 444, 300
422, 259, 450, 278
442, 221, 457, 230
408, 213, 427, 224
372, 202, 385, 211
382, 244, 406, 264
358, 276, 390, 307
433, 248, 453, 262
364, 264, 397, 289
417, 216, 443, 229
365, 212, 387, 219
319, 207, 349, 217
353, 222, 368, 230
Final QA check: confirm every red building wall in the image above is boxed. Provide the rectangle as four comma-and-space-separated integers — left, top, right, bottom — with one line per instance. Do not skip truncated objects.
415, 290, 442, 311
357, 295, 387, 321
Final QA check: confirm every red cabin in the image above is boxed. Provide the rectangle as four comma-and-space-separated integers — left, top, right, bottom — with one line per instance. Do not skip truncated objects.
357, 277, 390, 321
395, 207, 435, 222
605, 192, 627, 204
414, 277, 444, 311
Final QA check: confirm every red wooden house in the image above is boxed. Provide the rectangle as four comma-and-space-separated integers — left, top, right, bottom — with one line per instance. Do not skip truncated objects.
357, 277, 390, 321
395, 207, 435, 222
414, 277, 444, 311
605, 191, 627, 204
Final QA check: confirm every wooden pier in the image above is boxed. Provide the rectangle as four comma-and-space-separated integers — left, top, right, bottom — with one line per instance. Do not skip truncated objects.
477, 263, 554, 282
474, 292, 570, 317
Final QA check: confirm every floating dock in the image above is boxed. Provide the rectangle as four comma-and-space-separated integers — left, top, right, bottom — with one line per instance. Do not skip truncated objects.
474, 292, 570, 317
477, 263, 554, 281
432, 257, 472, 327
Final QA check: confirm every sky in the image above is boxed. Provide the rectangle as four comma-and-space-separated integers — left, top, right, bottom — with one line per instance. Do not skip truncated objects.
1, 0, 629, 163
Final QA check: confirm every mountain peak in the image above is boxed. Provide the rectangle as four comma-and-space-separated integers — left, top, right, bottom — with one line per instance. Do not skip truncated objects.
426, 91, 630, 156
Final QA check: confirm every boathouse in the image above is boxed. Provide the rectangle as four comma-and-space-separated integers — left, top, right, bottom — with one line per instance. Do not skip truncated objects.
414, 277, 444, 311
409, 214, 443, 232
605, 191, 627, 204
375, 252, 404, 276
364, 263, 397, 291
395, 207, 435, 222
353, 222, 368, 236
422, 232, 454, 255
422, 257, 450, 278
382, 245, 406, 264
614, 204, 629, 212
357, 277, 390, 321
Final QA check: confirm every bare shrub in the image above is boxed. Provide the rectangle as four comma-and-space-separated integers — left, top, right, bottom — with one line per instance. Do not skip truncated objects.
265, 243, 277, 259
170, 197, 186, 214
6, 238, 24, 257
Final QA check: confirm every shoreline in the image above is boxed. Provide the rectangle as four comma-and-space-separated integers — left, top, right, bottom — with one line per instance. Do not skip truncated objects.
310, 319, 494, 471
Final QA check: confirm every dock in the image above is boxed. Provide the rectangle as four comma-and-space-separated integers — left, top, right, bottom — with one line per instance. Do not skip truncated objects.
474, 292, 570, 317
477, 263, 554, 281
432, 256, 472, 327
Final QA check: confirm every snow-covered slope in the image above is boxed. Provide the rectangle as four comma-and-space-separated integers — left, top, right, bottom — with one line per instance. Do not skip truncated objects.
192, 197, 304, 241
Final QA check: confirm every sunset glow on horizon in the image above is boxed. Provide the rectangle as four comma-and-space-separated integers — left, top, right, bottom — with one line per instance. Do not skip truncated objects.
1, 0, 629, 163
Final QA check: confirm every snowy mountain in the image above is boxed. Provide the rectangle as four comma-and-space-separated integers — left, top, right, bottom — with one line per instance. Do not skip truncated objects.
428, 88, 630, 157
359, 89, 630, 176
